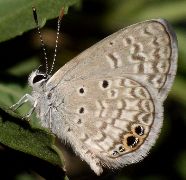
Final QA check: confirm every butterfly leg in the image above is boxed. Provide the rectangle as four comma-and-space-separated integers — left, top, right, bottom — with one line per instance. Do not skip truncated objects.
10, 94, 34, 110
10, 94, 37, 119
43, 106, 53, 129
48, 106, 53, 129
24, 100, 37, 118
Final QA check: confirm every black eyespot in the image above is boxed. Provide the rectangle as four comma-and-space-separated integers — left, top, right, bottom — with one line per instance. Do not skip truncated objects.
127, 136, 139, 147
79, 88, 84, 94
33, 74, 47, 84
109, 41, 113, 45
102, 80, 109, 88
77, 119, 82, 124
112, 151, 119, 156
79, 107, 84, 114
135, 126, 144, 136
119, 146, 125, 152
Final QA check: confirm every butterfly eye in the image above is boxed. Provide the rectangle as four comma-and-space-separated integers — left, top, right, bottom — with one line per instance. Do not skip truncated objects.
33, 74, 47, 84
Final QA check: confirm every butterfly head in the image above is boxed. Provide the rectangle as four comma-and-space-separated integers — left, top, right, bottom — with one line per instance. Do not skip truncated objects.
28, 70, 50, 90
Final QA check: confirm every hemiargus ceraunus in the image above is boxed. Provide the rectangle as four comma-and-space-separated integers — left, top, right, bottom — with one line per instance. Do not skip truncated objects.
11, 8, 178, 175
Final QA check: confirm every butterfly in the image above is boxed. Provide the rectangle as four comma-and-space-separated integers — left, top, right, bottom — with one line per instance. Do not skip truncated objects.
12, 8, 177, 175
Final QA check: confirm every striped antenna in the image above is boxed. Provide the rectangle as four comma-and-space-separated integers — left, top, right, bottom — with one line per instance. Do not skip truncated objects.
32, 7, 49, 75
49, 7, 64, 75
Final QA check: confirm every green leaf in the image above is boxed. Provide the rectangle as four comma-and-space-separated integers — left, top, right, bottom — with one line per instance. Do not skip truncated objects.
0, 82, 31, 115
0, 104, 62, 167
170, 76, 186, 106
7, 57, 40, 76
103, 0, 186, 30
176, 29, 186, 74
136, 0, 186, 22
0, 0, 80, 42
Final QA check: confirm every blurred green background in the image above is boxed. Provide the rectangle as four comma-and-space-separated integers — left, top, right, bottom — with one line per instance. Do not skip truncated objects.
0, 0, 186, 179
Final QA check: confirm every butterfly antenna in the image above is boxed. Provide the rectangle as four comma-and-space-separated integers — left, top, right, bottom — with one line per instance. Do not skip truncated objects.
32, 7, 49, 75
49, 7, 64, 75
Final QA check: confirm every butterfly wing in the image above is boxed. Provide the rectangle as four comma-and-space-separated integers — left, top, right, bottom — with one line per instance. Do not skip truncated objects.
46, 19, 177, 169
47, 19, 177, 101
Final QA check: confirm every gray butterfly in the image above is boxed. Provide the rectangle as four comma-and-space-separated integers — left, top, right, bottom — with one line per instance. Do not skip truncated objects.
12, 16, 177, 175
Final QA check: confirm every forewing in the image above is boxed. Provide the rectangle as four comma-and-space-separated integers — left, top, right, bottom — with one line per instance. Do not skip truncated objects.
47, 19, 177, 101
